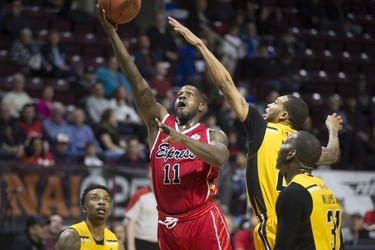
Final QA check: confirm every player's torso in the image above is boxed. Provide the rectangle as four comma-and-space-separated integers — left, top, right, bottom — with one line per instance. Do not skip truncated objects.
247, 123, 295, 216
150, 115, 218, 214
293, 174, 342, 250
69, 221, 119, 250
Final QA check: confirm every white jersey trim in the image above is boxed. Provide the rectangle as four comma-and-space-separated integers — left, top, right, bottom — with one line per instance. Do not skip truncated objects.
150, 114, 170, 158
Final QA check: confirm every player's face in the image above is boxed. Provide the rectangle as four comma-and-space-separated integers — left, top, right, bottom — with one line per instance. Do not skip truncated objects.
276, 134, 296, 171
263, 95, 287, 122
84, 189, 111, 221
175, 86, 203, 123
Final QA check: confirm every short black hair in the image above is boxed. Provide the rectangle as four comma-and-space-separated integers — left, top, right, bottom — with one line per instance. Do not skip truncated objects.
283, 95, 308, 129
80, 184, 110, 207
294, 131, 322, 167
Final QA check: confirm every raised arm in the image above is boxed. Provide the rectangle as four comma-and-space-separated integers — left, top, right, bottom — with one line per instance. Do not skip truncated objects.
96, 4, 167, 145
155, 118, 229, 166
55, 228, 81, 250
168, 17, 249, 122
318, 113, 343, 164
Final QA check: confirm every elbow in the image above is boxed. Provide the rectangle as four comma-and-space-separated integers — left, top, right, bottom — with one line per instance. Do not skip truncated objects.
215, 151, 230, 167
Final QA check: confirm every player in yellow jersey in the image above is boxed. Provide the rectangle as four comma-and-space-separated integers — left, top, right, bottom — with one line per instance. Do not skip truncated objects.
168, 17, 343, 250
55, 184, 125, 250
275, 131, 343, 249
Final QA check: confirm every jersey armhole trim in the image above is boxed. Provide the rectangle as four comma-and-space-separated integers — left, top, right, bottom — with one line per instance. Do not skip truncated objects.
150, 114, 170, 157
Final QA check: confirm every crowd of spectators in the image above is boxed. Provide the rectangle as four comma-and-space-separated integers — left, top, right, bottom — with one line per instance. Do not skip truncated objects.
0, 1, 374, 246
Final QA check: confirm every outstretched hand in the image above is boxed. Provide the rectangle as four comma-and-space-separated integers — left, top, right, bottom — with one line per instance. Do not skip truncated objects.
96, 2, 117, 35
168, 17, 202, 46
155, 118, 184, 143
325, 113, 343, 132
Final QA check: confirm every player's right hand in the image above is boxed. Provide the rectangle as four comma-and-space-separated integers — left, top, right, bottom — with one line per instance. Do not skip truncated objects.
96, 2, 117, 35
325, 113, 343, 132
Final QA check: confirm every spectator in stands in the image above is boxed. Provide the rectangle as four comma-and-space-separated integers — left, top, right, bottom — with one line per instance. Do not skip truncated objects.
364, 195, 375, 231
125, 169, 159, 250
67, 108, 101, 160
83, 141, 104, 167
345, 96, 372, 169
110, 85, 146, 142
202, 111, 222, 131
342, 212, 367, 244
232, 215, 256, 250
227, 130, 241, 162
0, 103, 25, 160
278, 54, 301, 92
85, 82, 111, 125
44, 214, 63, 250
185, 0, 221, 51
2, 72, 33, 118
18, 103, 43, 139
41, 30, 75, 79
219, 25, 246, 77
146, 12, 178, 63
35, 85, 56, 120
301, 115, 320, 139
242, 22, 261, 58
75, 65, 97, 105
117, 137, 147, 166
12, 215, 50, 250
176, 38, 207, 85
42, 102, 71, 146
111, 222, 127, 249
20, 135, 55, 166
209, 0, 234, 24
255, 7, 274, 37
96, 55, 131, 98
9, 28, 46, 76
149, 61, 172, 98
1, 0, 32, 39
132, 34, 161, 81
215, 100, 237, 134
52, 132, 76, 164
95, 109, 126, 162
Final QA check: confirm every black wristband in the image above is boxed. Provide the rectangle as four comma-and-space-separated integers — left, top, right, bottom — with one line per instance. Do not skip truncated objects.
162, 125, 170, 135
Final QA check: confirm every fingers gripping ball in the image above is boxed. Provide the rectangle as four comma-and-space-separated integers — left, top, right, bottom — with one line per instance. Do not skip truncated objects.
98, 0, 141, 24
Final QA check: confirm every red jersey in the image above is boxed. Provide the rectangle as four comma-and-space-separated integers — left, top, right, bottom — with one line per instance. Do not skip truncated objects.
150, 114, 219, 214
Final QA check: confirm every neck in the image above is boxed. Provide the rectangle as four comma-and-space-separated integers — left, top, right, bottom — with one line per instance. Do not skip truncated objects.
86, 219, 106, 240
285, 169, 312, 184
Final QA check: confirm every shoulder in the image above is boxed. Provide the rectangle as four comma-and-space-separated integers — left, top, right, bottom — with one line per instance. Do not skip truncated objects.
209, 129, 228, 146
280, 182, 309, 198
55, 228, 81, 250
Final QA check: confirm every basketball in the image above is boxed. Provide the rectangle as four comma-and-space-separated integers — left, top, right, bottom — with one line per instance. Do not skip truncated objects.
98, 0, 141, 24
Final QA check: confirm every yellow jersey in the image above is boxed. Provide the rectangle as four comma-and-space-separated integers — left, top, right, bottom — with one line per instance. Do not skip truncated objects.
275, 174, 343, 249
243, 107, 295, 249
69, 221, 119, 250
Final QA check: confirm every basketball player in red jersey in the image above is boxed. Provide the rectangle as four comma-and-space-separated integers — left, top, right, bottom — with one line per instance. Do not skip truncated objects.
97, 5, 232, 250
168, 17, 342, 250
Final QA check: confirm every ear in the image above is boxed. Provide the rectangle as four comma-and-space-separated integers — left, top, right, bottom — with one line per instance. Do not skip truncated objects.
82, 206, 86, 213
278, 111, 289, 122
286, 149, 296, 161
198, 102, 205, 112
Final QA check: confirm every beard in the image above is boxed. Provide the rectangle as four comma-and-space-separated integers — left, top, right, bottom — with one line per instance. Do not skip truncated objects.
176, 108, 199, 125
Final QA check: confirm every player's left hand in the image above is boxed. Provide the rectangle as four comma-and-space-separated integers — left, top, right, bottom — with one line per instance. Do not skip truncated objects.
168, 17, 202, 46
96, 2, 118, 35
155, 118, 184, 143
325, 113, 343, 132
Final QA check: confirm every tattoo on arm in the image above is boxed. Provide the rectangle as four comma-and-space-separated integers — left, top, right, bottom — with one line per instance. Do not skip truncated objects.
139, 88, 157, 107
318, 134, 340, 164
55, 229, 81, 250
